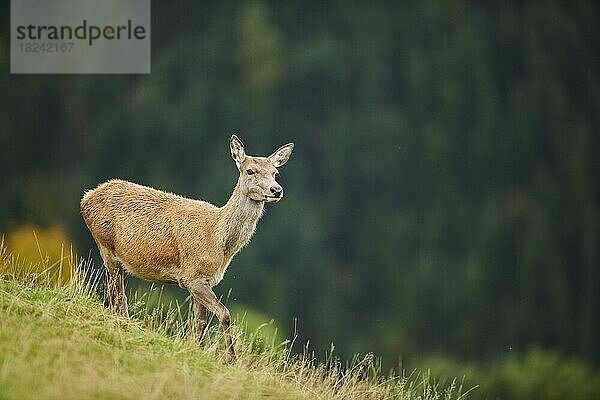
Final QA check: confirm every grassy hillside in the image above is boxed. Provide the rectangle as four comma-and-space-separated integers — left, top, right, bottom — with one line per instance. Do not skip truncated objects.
0, 243, 471, 400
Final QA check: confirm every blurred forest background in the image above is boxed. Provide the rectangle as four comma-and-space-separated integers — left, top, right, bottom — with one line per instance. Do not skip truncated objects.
1, 1, 599, 398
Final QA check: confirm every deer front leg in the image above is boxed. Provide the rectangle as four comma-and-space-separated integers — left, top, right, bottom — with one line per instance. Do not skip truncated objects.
193, 300, 208, 346
187, 280, 236, 363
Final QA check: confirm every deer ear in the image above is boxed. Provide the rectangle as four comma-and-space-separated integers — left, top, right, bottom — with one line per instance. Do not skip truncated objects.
269, 143, 294, 168
230, 135, 246, 168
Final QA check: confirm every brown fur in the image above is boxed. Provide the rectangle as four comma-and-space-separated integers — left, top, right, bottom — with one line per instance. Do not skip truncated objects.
80, 135, 294, 363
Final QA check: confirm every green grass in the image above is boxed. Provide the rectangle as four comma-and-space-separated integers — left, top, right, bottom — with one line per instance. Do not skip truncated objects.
0, 240, 472, 400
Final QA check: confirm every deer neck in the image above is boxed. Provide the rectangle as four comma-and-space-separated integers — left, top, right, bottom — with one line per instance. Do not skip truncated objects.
218, 179, 264, 258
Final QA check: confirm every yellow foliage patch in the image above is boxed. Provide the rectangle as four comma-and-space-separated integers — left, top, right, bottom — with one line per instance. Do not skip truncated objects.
2, 224, 74, 284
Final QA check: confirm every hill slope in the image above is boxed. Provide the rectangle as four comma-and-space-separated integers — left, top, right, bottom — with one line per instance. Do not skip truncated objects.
0, 252, 468, 399
0, 280, 317, 399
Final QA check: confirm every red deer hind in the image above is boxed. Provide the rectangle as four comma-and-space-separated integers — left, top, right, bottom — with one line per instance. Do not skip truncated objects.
81, 135, 294, 363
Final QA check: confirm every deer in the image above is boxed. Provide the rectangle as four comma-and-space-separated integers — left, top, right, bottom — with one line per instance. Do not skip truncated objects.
80, 135, 294, 363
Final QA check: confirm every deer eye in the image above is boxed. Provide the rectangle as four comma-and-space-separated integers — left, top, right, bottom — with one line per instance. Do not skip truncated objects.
246, 169, 255, 175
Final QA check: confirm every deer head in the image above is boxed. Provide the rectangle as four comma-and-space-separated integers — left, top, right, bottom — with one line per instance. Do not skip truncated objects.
230, 134, 294, 203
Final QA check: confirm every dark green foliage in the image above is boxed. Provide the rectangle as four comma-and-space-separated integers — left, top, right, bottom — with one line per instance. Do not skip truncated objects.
425, 349, 600, 400
0, 0, 598, 381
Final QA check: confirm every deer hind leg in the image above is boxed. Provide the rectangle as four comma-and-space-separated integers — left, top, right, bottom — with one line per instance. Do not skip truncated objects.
186, 279, 235, 363
98, 244, 129, 318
